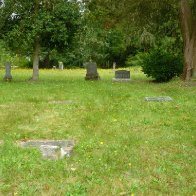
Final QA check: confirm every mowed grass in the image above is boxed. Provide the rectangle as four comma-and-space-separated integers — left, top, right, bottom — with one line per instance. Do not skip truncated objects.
0, 68, 195, 195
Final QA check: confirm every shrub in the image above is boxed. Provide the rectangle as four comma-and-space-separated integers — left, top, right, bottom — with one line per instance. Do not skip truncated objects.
141, 48, 183, 82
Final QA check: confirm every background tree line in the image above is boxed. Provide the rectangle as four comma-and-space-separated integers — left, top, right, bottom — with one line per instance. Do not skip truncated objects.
0, 0, 195, 81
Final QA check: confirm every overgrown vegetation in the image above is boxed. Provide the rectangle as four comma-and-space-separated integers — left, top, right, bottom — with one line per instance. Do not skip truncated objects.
1, 0, 193, 81
142, 49, 183, 82
0, 69, 195, 195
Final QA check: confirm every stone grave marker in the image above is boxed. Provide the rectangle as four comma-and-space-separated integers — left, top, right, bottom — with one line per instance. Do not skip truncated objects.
145, 96, 173, 102
18, 140, 74, 160
59, 62, 64, 70
85, 62, 100, 80
40, 145, 59, 160
112, 70, 131, 82
113, 62, 116, 72
3, 62, 12, 81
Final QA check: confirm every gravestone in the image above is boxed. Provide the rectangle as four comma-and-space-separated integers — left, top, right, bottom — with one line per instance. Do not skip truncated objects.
3, 62, 12, 81
112, 70, 131, 82
113, 62, 116, 72
18, 140, 74, 160
59, 62, 64, 70
145, 96, 173, 102
85, 62, 100, 80
40, 145, 59, 160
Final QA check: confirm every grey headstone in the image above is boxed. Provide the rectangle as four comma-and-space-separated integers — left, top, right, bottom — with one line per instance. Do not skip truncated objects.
85, 62, 100, 80
113, 62, 116, 72
18, 140, 74, 160
112, 70, 131, 82
3, 62, 12, 81
59, 62, 64, 70
145, 96, 173, 102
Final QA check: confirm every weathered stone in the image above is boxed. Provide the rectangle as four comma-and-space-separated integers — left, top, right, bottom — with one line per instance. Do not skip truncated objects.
145, 96, 173, 102
85, 62, 100, 80
115, 70, 130, 79
112, 70, 131, 82
40, 145, 59, 160
60, 146, 74, 158
58, 62, 64, 70
3, 62, 12, 81
18, 140, 74, 160
113, 62, 116, 72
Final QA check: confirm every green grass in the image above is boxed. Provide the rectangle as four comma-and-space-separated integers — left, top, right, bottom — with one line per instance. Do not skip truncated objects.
0, 68, 195, 195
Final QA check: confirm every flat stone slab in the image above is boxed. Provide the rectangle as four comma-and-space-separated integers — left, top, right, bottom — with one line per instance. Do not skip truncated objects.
49, 100, 77, 105
145, 96, 173, 102
112, 78, 131, 83
18, 140, 74, 160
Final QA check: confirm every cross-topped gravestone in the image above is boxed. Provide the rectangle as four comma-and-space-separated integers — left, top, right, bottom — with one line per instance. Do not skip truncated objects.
112, 70, 131, 82
3, 62, 12, 81
85, 62, 100, 80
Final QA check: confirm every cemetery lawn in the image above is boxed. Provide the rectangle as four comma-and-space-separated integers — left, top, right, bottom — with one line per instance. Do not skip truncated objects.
0, 68, 195, 195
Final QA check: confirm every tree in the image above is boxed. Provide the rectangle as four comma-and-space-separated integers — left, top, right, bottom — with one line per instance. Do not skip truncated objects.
1, 0, 81, 80
180, 0, 196, 80
83, 0, 196, 81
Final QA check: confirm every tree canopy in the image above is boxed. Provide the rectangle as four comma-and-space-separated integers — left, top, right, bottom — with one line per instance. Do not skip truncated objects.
1, 0, 195, 81
1, 0, 81, 80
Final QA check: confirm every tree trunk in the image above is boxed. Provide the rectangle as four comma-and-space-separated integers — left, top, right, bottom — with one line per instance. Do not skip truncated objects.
192, 34, 196, 78
183, 30, 196, 80
180, 0, 196, 81
32, 37, 40, 81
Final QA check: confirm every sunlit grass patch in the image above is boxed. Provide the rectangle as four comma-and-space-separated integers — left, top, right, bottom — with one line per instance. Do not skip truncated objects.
0, 68, 195, 195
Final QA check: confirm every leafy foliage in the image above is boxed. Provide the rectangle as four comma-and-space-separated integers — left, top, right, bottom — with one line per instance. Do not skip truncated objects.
126, 52, 147, 67
141, 38, 183, 82
1, 0, 81, 61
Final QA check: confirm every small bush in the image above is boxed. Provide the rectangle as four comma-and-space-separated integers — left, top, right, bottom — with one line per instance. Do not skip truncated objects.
141, 49, 183, 82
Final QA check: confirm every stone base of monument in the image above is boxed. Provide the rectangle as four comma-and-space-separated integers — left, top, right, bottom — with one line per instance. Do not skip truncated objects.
18, 140, 74, 160
85, 74, 100, 80
112, 78, 131, 83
